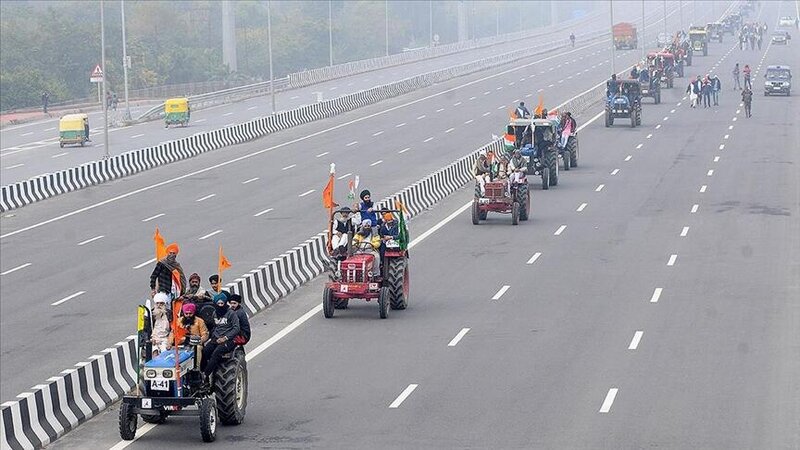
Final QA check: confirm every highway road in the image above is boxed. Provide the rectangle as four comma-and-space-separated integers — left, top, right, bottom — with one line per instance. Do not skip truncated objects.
0, 1, 720, 403
47, 1, 800, 447
0, 0, 711, 404
0, 8, 619, 184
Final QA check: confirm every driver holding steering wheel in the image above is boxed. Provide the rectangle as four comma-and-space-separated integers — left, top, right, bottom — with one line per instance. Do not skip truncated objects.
353, 219, 382, 278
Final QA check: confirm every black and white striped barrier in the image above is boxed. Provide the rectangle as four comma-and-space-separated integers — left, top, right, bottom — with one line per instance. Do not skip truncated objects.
0, 29, 605, 214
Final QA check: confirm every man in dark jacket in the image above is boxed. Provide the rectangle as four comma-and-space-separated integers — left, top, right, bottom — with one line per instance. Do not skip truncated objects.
358, 190, 379, 226
201, 292, 240, 378
149, 243, 186, 297
227, 294, 251, 344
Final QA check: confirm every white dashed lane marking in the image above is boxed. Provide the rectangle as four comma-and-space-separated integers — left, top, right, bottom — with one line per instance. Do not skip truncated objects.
492, 285, 511, 300
389, 384, 418, 408
691, 204, 699, 213
680, 227, 690, 237
554, 225, 567, 236
599, 388, 618, 413
447, 328, 470, 347
628, 331, 644, 350
667, 254, 677, 266
649, 288, 663, 303
595, 184, 605, 192
526, 252, 542, 265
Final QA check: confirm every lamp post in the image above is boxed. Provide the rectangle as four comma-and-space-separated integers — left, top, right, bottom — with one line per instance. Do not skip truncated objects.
267, 0, 275, 113
610, 0, 616, 76
120, 0, 131, 121
100, 0, 109, 158
328, 0, 333, 66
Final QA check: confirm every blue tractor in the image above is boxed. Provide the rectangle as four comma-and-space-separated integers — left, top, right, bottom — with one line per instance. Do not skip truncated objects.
119, 300, 248, 443
605, 79, 642, 128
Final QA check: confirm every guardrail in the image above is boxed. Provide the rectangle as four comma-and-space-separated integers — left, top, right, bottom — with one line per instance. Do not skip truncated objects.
1, 29, 608, 213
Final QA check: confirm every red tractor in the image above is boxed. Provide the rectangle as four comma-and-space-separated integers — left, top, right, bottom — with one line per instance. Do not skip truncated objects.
323, 208, 409, 319
472, 177, 530, 225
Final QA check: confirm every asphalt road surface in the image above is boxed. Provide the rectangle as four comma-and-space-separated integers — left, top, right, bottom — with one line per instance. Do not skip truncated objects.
49, 2, 800, 447
0, 1, 723, 404
0, 7, 624, 184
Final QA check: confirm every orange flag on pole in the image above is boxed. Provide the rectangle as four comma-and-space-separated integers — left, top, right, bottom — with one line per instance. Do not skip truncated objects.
154, 227, 167, 260
533, 94, 544, 117
322, 163, 336, 209
217, 246, 232, 292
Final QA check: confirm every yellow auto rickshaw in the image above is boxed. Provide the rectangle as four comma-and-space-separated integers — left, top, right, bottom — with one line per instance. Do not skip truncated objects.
58, 113, 89, 148
164, 97, 190, 128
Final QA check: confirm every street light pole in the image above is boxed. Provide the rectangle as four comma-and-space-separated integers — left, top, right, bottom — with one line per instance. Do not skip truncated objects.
641, 0, 645, 59
385, 0, 389, 57
328, 0, 333, 66
495, 3, 499, 37
429, 0, 433, 47
610, 0, 616, 76
663, 0, 667, 40
267, 0, 275, 114
100, 0, 109, 158
679, 1, 683, 31
120, 0, 131, 121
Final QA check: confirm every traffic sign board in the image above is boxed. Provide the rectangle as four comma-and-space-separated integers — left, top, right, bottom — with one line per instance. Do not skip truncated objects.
90, 64, 104, 83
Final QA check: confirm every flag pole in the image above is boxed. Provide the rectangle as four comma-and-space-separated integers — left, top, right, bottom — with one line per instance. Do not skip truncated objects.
326, 163, 335, 253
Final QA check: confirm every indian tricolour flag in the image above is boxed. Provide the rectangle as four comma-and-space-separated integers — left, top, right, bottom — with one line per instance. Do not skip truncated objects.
503, 133, 515, 150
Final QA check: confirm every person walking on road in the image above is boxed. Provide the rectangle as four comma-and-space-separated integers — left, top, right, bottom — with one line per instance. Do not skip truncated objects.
41, 91, 49, 114
743, 64, 752, 90
732, 63, 741, 90
687, 76, 701, 108
711, 75, 722, 106
741, 87, 753, 118
570, 33, 575, 47
701, 75, 712, 108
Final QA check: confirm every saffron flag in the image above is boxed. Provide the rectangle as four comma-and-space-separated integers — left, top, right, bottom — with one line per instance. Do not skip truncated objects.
322, 176, 334, 208
534, 94, 544, 117
218, 246, 232, 276
154, 228, 167, 260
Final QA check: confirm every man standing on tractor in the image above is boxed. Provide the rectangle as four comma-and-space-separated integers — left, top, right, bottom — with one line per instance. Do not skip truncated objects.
606, 74, 619, 97
201, 292, 240, 382
227, 294, 251, 345
149, 243, 186, 297
358, 190, 379, 226
184, 273, 212, 303
353, 219, 382, 278
515, 101, 531, 118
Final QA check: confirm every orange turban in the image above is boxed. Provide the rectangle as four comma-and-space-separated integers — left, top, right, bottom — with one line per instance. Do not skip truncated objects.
165, 243, 180, 255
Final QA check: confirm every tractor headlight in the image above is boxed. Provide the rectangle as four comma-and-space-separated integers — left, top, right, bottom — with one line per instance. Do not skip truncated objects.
145, 369, 157, 379
162, 369, 174, 379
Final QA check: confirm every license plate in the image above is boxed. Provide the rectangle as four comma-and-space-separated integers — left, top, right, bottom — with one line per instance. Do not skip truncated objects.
150, 379, 170, 391
479, 198, 490, 204
339, 284, 349, 293
773, 87, 782, 90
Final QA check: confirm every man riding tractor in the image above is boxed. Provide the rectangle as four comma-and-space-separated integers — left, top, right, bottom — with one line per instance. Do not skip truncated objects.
508, 117, 560, 190
647, 51, 676, 88
605, 79, 642, 128
639, 65, 662, 104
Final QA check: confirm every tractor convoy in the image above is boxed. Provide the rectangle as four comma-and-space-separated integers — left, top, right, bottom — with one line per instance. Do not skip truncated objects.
115, 9, 745, 444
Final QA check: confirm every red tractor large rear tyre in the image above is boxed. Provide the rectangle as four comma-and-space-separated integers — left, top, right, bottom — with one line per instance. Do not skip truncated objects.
387, 257, 408, 310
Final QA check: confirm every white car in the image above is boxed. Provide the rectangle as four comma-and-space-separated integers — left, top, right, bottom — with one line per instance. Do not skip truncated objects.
778, 16, 795, 27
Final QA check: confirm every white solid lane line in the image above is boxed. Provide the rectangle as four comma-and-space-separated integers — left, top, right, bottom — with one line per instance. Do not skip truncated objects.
141, 213, 164, 222
223, 112, 233, 116
52, 291, 86, 306
337, 172, 352, 180
650, 288, 663, 303
667, 254, 677, 266
194, 119, 206, 123
448, 328, 471, 347
78, 235, 105, 246
254, 208, 273, 217
299, 189, 316, 197
5, 163, 24, 169
370, 160, 383, 167
131, 134, 144, 139
599, 388, 619, 413
628, 331, 644, 350
346, 141, 358, 147
316, 151, 329, 158
247, 106, 258, 110
595, 184, 605, 192
554, 225, 567, 236
680, 226, 689, 237
526, 252, 542, 265
691, 204, 699, 213
491, 285, 510, 300
51, 152, 68, 159
576, 203, 588, 212
610, 169, 619, 175
195, 193, 216, 202
699, 185, 707, 193
282, 164, 296, 171
242, 177, 259, 184
1, 262, 32, 276
389, 384, 418, 408
199, 230, 223, 240
21, 132, 33, 137
44, 127, 55, 131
